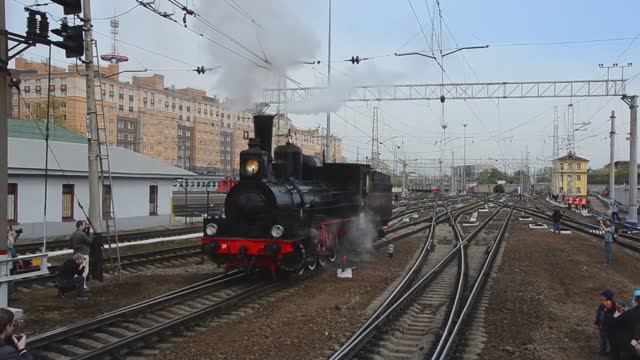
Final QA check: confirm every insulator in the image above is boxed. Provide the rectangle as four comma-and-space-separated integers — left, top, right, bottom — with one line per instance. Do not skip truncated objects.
440, 95, 445, 103
38, 14, 50, 41
26, 11, 38, 40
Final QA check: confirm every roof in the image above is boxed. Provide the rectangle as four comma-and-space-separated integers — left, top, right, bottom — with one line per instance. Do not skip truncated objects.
8, 138, 195, 179
557, 153, 589, 162
9, 119, 86, 144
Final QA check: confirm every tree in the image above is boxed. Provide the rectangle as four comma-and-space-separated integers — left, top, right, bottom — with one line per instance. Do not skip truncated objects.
31, 98, 67, 128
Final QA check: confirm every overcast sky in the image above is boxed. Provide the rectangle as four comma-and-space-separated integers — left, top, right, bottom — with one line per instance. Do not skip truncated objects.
8, 0, 640, 174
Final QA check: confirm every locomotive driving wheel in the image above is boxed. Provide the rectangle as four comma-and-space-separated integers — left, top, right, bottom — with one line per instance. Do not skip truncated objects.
305, 256, 318, 271
318, 231, 338, 266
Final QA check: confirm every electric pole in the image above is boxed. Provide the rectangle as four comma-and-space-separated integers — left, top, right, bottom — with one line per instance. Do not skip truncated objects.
325, 0, 332, 162
609, 110, 616, 205
623, 95, 638, 223
463, 123, 467, 194
0, 0, 9, 307
83, 0, 102, 234
552, 106, 559, 193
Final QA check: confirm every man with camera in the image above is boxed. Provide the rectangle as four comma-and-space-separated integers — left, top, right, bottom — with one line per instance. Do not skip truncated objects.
70, 220, 92, 288
0, 308, 33, 359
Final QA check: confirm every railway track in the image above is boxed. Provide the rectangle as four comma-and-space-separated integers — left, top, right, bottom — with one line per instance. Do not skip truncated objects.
25, 203, 448, 359
331, 202, 512, 359
28, 271, 280, 359
517, 205, 640, 254
16, 226, 202, 254
17, 201, 447, 290
15, 244, 202, 289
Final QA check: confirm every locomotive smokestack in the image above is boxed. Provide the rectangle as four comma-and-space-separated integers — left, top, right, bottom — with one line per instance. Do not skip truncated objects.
253, 114, 275, 159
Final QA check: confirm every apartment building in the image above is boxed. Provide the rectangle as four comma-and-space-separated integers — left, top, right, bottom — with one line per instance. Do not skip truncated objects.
10, 58, 343, 175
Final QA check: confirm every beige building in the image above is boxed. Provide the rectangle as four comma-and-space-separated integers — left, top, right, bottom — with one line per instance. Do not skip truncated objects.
11, 58, 343, 176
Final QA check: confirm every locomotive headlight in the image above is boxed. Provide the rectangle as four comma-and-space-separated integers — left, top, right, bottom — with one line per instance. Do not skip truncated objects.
241, 158, 260, 176
205, 223, 218, 236
270, 225, 285, 238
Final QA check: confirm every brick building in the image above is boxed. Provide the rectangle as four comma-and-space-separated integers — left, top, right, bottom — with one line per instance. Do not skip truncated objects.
10, 58, 343, 175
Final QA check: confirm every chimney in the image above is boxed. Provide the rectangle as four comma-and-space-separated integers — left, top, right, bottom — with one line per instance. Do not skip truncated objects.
253, 114, 274, 159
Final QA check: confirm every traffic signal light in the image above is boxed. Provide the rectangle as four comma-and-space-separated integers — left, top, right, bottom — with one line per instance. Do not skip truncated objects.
52, 22, 84, 58
51, 0, 82, 15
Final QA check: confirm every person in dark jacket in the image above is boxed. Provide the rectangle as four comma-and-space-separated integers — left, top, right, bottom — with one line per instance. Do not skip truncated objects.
595, 289, 617, 355
70, 220, 92, 287
552, 209, 562, 234
55, 253, 88, 300
611, 290, 640, 359
0, 308, 32, 359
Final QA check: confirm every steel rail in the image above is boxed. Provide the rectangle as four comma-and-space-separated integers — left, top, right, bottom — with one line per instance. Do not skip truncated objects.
430, 207, 467, 359
331, 201, 489, 359
71, 282, 278, 359
435, 206, 513, 359
28, 270, 246, 349
517, 207, 640, 253
16, 225, 202, 253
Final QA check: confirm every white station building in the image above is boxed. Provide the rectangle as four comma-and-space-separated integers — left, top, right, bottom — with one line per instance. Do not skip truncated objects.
8, 119, 195, 239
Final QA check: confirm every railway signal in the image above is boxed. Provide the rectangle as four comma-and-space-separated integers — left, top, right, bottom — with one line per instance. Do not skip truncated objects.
51, 0, 82, 15
51, 20, 84, 58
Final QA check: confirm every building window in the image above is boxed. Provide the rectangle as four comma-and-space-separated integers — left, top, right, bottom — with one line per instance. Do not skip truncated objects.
8, 183, 17, 224
129, 95, 134, 102
577, 174, 581, 181
149, 185, 158, 215
577, 163, 581, 169
243, 131, 249, 139
186, 105, 190, 112
62, 184, 75, 221
577, 187, 581, 194
102, 184, 112, 219
119, 93, 124, 101
24, 86, 30, 93
210, 109, 213, 115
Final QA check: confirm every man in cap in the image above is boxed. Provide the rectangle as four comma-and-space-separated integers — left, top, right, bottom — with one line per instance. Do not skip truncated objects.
595, 289, 617, 355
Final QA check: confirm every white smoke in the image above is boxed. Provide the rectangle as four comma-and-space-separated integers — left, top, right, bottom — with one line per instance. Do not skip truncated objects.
196, 1, 321, 110
286, 61, 408, 114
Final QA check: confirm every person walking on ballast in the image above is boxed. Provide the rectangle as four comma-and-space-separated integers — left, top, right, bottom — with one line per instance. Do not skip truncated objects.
600, 219, 615, 265
70, 221, 92, 288
552, 209, 562, 234
611, 201, 621, 223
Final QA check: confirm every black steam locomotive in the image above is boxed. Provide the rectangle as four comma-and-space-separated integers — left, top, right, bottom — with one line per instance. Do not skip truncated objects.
200, 114, 392, 276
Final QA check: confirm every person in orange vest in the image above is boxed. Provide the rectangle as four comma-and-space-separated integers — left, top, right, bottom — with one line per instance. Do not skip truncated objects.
568, 196, 572, 210
574, 197, 580, 210
581, 197, 588, 211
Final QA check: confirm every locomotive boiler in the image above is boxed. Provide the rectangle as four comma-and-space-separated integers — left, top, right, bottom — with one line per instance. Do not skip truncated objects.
201, 114, 392, 276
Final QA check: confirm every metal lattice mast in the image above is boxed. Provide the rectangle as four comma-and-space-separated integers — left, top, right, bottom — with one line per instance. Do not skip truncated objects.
552, 106, 559, 193
371, 106, 379, 165
567, 103, 575, 195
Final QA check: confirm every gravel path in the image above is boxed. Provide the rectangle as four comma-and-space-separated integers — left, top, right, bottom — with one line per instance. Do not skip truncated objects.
479, 219, 640, 359
152, 232, 427, 360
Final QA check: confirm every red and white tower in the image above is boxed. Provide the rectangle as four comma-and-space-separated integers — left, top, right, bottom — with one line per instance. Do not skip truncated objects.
100, 18, 128, 64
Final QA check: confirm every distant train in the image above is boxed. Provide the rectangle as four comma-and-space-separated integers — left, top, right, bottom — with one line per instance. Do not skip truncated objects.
172, 177, 238, 193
